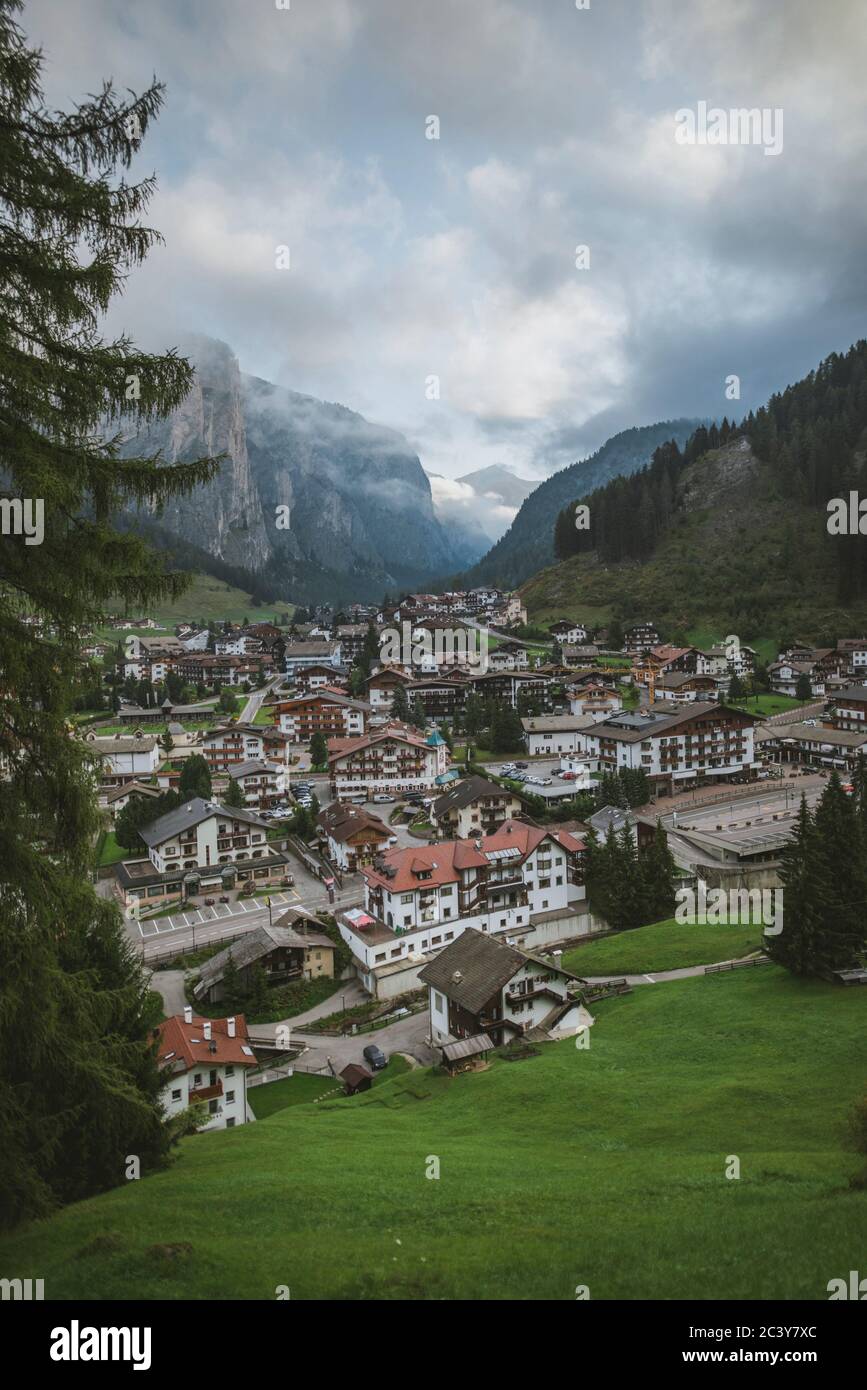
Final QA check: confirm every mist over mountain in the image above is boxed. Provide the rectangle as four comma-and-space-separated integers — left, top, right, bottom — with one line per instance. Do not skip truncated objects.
427, 463, 536, 565
119, 335, 467, 603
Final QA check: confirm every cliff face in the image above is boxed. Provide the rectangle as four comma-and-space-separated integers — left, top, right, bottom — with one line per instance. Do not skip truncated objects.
126, 336, 271, 573
243, 374, 458, 581
121, 335, 462, 599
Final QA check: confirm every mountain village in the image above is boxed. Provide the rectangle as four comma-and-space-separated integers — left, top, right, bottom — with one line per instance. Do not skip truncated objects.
61, 587, 867, 1127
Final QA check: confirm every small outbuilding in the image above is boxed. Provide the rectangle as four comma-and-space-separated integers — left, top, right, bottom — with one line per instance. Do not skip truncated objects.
440, 1032, 495, 1074
340, 1063, 374, 1096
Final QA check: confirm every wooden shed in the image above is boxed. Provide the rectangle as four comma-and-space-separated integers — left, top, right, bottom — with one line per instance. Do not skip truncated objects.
440, 1033, 495, 1074
340, 1062, 374, 1096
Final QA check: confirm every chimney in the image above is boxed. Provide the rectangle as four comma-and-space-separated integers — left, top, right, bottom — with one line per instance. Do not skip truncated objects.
203, 1020, 212, 1041
227, 1016, 236, 1037
183, 1005, 192, 1024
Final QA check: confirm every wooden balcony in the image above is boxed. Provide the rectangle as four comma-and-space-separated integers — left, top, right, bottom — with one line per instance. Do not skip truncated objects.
189, 1081, 223, 1103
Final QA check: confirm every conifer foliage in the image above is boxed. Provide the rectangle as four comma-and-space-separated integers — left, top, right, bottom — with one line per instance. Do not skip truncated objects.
0, 1, 218, 1225
767, 774, 867, 976
582, 821, 677, 930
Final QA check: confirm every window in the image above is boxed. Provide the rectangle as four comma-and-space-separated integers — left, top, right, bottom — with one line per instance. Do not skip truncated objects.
434, 991, 444, 1012
401, 894, 413, 904
226, 1090, 235, 1104
171, 1089, 181, 1102
208, 1099, 219, 1114
226, 1065, 235, 1077
226, 1117, 236, 1128
194, 1073, 202, 1086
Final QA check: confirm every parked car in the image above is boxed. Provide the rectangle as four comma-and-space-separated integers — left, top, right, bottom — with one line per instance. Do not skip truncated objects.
514, 760, 528, 768
204, 897, 215, 906
362, 1043, 388, 1070
219, 895, 231, 904
373, 793, 396, 803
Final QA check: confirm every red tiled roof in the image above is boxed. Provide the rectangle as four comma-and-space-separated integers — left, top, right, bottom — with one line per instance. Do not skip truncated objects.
154, 1013, 256, 1073
362, 819, 584, 893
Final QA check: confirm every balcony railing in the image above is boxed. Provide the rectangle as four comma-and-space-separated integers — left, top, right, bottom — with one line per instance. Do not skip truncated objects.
189, 1081, 223, 1103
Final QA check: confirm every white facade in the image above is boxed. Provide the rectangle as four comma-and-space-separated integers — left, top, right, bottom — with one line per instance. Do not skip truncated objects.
343, 837, 584, 973
146, 807, 270, 874
330, 733, 448, 796
160, 1056, 250, 1131
94, 738, 160, 776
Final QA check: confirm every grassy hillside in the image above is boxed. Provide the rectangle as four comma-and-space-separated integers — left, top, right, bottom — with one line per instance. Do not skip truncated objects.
2, 968, 865, 1300
563, 917, 764, 974
521, 439, 867, 642
94, 573, 296, 639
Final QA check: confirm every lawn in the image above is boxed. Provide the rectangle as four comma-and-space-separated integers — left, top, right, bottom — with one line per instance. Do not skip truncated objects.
249, 1055, 412, 1120
3, 967, 865, 1300
248, 1072, 339, 1118
562, 917, 764, 975
253, 705, 277, 726
728, 693, 813, 718
97, 831, 127, 867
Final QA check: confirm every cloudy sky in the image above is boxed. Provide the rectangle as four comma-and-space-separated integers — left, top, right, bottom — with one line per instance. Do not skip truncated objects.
23, 0, 867, 501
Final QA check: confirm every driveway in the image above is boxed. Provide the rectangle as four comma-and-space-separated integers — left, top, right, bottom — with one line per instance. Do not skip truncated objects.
293, 1010, 437, 1075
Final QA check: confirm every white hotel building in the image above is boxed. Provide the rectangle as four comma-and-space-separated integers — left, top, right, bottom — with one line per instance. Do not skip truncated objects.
339, 819, 588, 996
573, 701, 759, 796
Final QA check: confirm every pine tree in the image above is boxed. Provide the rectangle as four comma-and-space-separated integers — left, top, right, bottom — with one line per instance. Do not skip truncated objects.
179, 754, 212, 801
390, 682, 409, 722
221, 777, 246, 810
309, 731, 328, 767
640, 823, 678, 925
0, 0, 221, 1224
767, 796, 825, 975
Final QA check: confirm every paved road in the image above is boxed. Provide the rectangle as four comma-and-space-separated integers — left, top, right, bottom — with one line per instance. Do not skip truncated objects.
238, 674, 282, 726
133, 883, 363, 961
583, 954, 768, 987
263, 1009, 438, 1076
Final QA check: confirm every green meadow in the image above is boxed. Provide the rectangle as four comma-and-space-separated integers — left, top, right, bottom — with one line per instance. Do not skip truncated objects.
1, 968, 864, 1301
563, 917, 764, 975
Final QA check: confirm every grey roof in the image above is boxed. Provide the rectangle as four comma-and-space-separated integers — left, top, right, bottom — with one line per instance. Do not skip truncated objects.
828, 685, 867, 703
90, 735, 158, 753
140, 796, 269, 847
766, 722, 867, 748
441, 1033, 495, 1063
522, 715, 595, 733
193, 915, 334, 996
588, 805, 633, 835
227, 759, 278, 779
432, 775, 512, 817
105, 779, 161, 803
419, 930, 527, 1011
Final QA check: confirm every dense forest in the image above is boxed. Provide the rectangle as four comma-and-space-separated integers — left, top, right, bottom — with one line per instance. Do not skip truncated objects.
552, 342, 867, 601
